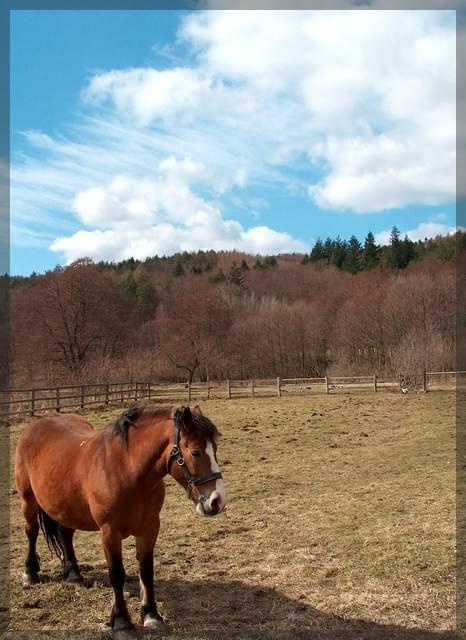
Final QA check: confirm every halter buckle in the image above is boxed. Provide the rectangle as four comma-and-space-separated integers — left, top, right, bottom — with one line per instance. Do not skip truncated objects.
176, 457, 185, 466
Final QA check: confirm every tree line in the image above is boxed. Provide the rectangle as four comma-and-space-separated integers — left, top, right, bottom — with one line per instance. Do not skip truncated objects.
303, 226, 458, 272
10, 229, 461, 388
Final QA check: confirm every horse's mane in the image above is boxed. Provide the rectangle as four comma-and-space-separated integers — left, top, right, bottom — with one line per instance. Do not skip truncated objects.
173, 407, 220, 443
112, 404, 219, 445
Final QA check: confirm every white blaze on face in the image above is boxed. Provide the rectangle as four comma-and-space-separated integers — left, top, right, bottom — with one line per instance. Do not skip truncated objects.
205, 440, 226, 514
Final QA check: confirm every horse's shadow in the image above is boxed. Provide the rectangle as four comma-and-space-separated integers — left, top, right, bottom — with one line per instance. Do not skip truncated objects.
66, 570, 458, 640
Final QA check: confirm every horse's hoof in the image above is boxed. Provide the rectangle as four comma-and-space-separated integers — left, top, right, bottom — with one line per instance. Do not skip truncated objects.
112, 616, 134, 633
143, 613, 167, 630
22, 572, 39, 588
113, 630, 136, 640
64, 569, 83, 584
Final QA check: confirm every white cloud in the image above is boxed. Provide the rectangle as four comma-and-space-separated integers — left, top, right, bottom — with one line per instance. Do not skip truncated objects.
51, 213, 307, 264
234, 167, 248, 188
12, 9, 456, 267
81, 10, 455, 213
51, 166, 308, 263
375, 221, 456, 246
82, 67, 215, 127
308, 131, 455, 212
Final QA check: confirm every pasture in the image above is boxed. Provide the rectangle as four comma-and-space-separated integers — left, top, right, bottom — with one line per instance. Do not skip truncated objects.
7, 392, 456, 639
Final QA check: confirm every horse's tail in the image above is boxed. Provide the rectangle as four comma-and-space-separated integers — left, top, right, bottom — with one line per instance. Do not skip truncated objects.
38, 507, 64, 559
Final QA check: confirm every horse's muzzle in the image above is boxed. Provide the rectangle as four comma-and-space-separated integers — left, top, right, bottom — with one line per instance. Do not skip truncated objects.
196, 490, 225, 516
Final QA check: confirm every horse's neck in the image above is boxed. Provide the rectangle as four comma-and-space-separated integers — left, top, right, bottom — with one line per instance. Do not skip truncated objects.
126, 415, 172, 480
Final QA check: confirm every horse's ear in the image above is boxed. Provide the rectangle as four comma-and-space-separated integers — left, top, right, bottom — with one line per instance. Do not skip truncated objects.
182, 406, 192, 431
192, 405, 203, 415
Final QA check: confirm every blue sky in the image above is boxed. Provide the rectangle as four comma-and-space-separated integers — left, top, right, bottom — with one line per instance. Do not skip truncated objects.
10, 9, 456, 275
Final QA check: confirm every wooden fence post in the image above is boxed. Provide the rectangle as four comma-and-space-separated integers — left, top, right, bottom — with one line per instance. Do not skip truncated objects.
251, 379, 255, 397
373, 374, 377, 393
56, 387, 60, 412
277, 377, 281, 398
187, 381, 191, 402
80, 385, 85, 409
105, 384, 109, 405
226, 379, 231, 399
30, 388, 35, 416
423, 370, 428, 393
325, 376, 329, 394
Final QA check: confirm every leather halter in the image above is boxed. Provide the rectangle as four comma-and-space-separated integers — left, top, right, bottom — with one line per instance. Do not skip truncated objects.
166, 418, 222, 502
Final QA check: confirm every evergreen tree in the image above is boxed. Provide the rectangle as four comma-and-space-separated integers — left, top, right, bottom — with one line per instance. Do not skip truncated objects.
135, 273, 158, 320
263, 256, 277, 268
323, 237, 333, 263
330, 236, 347, 268
400, 235, 416, 268
172, 259, 186, 277
208, 269, 227, 284
343, 235, 362, 273
389, 226, 404, 269
361, 231, 378, 270
228, 262, 246, 288
121, 272, 138, 296
310, 238, 325, 261
240, 259, 250, 271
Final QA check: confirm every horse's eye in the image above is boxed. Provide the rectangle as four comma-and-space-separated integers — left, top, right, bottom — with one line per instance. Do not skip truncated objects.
191, 450, 202, 458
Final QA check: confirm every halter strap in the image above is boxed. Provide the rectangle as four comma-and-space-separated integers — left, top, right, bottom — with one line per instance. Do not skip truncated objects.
166, 419, 222, 499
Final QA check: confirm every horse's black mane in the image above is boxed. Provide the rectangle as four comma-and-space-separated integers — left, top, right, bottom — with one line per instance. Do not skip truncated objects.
112, 404, 219, 445
112, 404, 144, 445
173, 407, 220, 442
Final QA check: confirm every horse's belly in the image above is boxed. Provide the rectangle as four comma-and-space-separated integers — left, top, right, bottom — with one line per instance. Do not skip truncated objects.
32, 475, 99, 531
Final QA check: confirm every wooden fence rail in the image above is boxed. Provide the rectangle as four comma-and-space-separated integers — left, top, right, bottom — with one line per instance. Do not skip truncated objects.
0, 371, 464, 421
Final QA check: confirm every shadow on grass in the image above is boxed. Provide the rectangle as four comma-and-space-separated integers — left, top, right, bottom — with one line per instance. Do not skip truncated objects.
7, 571, 459, 640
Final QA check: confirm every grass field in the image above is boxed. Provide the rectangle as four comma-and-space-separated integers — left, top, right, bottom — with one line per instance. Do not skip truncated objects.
6, 392, 457, 639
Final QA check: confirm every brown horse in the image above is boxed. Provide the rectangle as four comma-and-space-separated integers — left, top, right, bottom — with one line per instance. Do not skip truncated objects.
14, 404, 226, 632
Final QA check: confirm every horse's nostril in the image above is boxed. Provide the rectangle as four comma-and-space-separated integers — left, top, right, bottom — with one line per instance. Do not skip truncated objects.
210, 497, 220, 514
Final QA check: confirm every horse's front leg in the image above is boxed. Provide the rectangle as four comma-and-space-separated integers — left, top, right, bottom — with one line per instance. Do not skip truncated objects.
100, 525, 133, 632
136, 519, 165, 629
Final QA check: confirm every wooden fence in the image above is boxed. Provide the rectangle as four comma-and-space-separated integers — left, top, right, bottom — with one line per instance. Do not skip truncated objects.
0, 371, 463, 422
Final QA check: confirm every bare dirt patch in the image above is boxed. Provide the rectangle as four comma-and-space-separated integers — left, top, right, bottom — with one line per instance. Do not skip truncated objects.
6, 392, 456, 639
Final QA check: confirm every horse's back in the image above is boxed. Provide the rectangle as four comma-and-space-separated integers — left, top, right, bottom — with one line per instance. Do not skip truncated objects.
15, 414, 95, 489
17, 413, 94, 452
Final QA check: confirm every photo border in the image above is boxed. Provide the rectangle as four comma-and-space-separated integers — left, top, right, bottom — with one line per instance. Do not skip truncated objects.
2, 2, 462, 638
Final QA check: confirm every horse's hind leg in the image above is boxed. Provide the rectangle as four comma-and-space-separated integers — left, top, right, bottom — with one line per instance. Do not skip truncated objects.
59, 526, 83, 583
20, 495, 40, 588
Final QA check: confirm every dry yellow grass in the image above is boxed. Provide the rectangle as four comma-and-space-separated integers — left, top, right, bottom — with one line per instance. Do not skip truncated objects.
5, 392, 458, 639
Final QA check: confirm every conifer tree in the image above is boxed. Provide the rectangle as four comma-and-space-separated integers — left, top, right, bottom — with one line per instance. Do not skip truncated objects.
362, 231, 378, 270
172, 259, 186, 277
343, 235, 362, 273
135, 273, 157, 320
228, 262, 246, 288
310, 238, 325, 261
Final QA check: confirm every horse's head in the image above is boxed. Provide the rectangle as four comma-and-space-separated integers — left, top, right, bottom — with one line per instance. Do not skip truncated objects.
166, 405, 226, 516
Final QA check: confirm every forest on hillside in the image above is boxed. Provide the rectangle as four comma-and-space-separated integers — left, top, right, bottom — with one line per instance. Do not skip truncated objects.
10, 229, 461, 387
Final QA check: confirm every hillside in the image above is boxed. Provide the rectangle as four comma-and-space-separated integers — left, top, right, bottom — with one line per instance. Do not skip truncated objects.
9, 229, 461, 387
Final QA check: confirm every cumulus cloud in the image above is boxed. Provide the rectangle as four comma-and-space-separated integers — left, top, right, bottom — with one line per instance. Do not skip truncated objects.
82, 67, 215, 127
12, 9, 456, 266
52, 164, 308, 263
51, 222, 307, 264
82, 10, 455, 213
